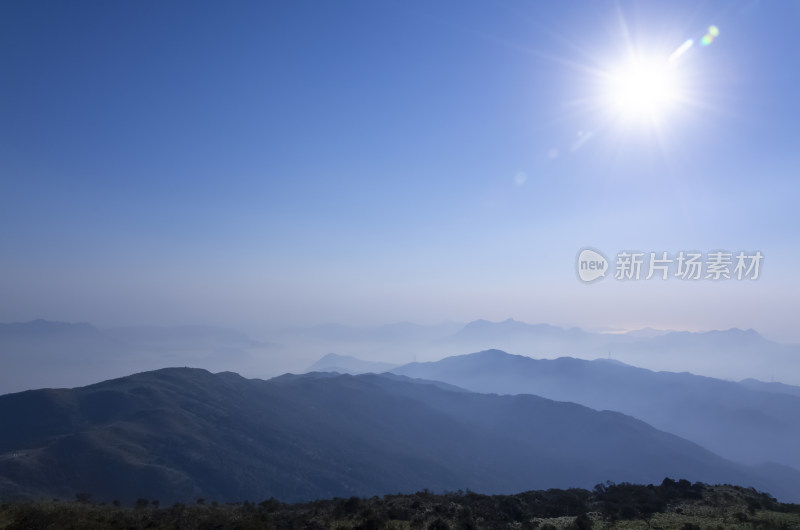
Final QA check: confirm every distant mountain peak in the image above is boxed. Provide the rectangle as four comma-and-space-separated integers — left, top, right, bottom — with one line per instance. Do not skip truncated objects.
0, 319, 101, 338
317, 352, 355, 362
306, 353, 397, 375
723, 327, 761, 337
452, 320, 588, 345
658, 327, 768, 344
475, 348, 513, 357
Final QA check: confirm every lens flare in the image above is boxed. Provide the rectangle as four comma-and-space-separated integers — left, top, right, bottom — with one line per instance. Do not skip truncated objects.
668, 39, 694, 63
700, 25, 719, 46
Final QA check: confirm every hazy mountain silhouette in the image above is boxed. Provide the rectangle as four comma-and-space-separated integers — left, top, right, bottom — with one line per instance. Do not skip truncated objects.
7, 318, 800, 394
440, 320, 800, 384
392, 350, 800, 471
307, 353, 398, 374
0, 319, 107, 340
451, 319, 589, 342
739, 378, 800, 399
279, 322, 460, 343
103, 325, 267, 349
0, 320, 133, 394
0, 320, 275, 395
2, 368, 796, 503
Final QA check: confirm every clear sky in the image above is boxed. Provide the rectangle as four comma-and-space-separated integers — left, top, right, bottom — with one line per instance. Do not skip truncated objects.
2, 1, 799, 341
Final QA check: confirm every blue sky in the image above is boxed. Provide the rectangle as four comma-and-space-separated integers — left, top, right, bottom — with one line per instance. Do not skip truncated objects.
2, 1, 799, 340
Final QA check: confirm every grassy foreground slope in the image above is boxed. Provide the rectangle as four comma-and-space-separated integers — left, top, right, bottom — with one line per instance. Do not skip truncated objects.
1, 479, 799, 530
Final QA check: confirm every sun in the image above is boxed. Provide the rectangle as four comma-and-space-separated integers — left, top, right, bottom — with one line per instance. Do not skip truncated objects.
605, 57, 682, 123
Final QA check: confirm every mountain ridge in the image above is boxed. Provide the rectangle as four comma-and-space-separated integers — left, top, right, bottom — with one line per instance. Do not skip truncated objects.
391, 349, 800, 471
3, 366, 797, 503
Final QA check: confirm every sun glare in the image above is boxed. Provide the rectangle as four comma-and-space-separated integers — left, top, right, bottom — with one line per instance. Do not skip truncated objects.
606, 58, 681, 122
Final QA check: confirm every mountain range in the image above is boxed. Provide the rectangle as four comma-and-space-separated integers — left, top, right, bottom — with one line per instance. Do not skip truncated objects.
279, 318, 800, 384
2, 367, 797, 503
438, 320, 800, 385
4, 318, 800, 394
391, 350, 800, 472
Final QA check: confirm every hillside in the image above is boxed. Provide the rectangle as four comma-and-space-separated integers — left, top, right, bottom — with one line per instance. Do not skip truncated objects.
1, 368, 795, 503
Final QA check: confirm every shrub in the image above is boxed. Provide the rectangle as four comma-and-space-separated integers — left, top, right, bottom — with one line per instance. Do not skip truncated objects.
568, 513, 593, 530
75, 492, 92, 504
427, 517, 450, 530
